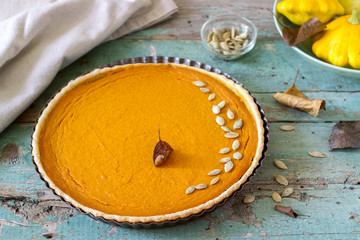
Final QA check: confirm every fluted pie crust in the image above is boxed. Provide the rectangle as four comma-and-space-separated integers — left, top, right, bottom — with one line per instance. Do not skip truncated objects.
32, 63, 264, 224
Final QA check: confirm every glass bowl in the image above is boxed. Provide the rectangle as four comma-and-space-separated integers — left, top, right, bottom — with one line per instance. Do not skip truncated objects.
201, 15, 257, 60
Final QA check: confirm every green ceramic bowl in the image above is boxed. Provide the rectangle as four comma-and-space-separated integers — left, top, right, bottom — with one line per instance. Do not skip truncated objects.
273, 0, 360, 79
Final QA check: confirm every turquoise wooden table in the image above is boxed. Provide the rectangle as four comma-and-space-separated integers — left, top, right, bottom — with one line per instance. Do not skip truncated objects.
1, 0, 360, 239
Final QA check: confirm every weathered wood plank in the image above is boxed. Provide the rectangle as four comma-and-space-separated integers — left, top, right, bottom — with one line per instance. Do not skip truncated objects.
124, 0, 280, 40
14, 40, 360, 124
1, 123, 359, 239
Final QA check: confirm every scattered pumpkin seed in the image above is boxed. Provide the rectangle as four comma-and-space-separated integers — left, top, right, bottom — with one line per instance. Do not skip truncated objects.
274, 160, 288, 170
195, 184, 208, 190
232, 139, 240, 150
216, 116, 225, 126
272, 192, 282, 203
308, 151, 326, 158
186, 186, 195, 195
274, 174, 288, 186
281, 187, 294, 197
224, 160, 234, 172
233, 119, 243, 129
212, 105, 221, 114
243, 195, 255, 204
210, 177, 219, 185
192, 81, 206, 87
221, 126, 231, 132
233, 152, 242, 160
227, 109, 235, 120
200, 87, 211, 93
280, 125, 295, 131
219, 148, 231, 154
217, 100, 226, 109
220, 157, 231, 163
208, 169, 221, 176
224, 132, 239, 139
208, 93, 216, 101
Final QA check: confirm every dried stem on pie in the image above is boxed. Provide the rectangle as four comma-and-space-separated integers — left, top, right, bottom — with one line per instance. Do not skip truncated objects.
153, 127, 173, 167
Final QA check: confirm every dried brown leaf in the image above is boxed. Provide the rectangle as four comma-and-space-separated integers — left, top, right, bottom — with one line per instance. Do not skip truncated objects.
273, 93, 326, 117
274, 205, 298, 218
329, 121, 360, 150
273, 69, 326, 117
282, 17, 326, 46
283, 69, 306, 98
153, 127, 173, 167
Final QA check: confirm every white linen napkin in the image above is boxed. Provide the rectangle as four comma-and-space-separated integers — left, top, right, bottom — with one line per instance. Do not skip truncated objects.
0, 0, 177, 133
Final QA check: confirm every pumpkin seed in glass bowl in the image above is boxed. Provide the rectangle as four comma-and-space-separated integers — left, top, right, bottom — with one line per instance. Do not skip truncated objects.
201, 15, 257, 60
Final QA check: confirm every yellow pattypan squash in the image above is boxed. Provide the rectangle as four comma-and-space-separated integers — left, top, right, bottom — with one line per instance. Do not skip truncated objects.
312, 9, 360, 69
338, 0, 360, 14
277, 0, 345, 25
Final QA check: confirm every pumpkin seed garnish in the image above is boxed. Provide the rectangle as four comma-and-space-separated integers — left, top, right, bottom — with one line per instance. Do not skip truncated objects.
212, 105, 221, 114
233, 152, 242, 160
208, 93, 216, 101
216, 116, 225, 126
272, 192, 282, 203
224, 160, 234, 172
219, 148, 231, 154
281, 187, 294, 197
280, 125, 295, 131
221, 126, 231, 132
233, 119, 243, 129
186, 186, 195, 195
232, 139, 240, 150
243, 195, 255, 204
192, 81, 206, 87
208, 169, 221, 176
227, 109, 235, 120
274, 160, 288, 170
274, 174, 288, 186
210, 177, 219, 185
308, 151, 326, 158
224, 132, 239, 138
217, 100, 226, 109
195, 184, 208, 190
220, 157, 231, 163
200, 87, 211, 93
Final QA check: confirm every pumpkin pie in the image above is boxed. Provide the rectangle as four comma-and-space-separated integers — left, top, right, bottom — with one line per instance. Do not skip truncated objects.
32, 62, 265, 224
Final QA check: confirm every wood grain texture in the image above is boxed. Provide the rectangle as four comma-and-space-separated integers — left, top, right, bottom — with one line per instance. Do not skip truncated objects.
124, 0, 280, 40
1, 0, 360, 239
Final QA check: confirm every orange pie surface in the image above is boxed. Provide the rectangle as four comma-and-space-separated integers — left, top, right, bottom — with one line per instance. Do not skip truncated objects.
34, 63, 263, 220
